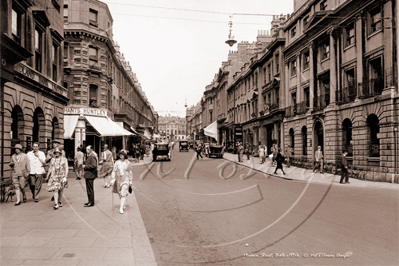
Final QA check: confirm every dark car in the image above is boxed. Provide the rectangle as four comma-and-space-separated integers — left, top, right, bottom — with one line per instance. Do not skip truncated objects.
208, 144, 224, 158
152, 143, 171, 161
179, 140, 189, 152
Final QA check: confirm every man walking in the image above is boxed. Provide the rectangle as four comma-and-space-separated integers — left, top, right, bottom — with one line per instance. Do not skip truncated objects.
83, 145, 97, 207
27, 142, 46, 202
46, 139, 65, 162
340, 150, 349, 184
100, 144, 113, 188
196, 143, 203, 160
313, 146, 324, 174
237, 142, 244, 162
274, 149, 286, 175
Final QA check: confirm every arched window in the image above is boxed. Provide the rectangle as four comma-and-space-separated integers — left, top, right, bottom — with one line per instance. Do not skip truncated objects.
289, 128, 295, 152
342, 118, 353, 156
302, 126, 307, 155
367, 114, 379, 157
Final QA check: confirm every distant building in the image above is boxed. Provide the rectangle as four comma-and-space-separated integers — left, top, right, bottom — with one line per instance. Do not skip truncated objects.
158, 115, 187, 141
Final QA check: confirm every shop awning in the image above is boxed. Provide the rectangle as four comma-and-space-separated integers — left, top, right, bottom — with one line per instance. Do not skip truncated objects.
85, 116, 133, 137
144, 129, 152, 139
64, 115, 79, 139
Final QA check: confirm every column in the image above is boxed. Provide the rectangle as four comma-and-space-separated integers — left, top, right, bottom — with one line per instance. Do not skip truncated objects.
285, 62, 290, 107
355, 13, 364, 98
74, 119, 86, 150
328, 27, 337, 104
309, 42, 315, 110
296, 55, 302, 103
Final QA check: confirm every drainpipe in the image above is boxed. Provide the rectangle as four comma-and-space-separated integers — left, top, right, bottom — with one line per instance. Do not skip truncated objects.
394, 126, 398, 183
1, 81, 4, 202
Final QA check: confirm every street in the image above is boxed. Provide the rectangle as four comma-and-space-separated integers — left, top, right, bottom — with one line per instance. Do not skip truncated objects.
134, 148, 398, 265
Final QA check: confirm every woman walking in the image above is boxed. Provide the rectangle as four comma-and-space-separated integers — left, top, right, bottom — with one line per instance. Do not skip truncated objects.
274, 149, 286, 175
46, 148, 68, 210
9, 144, 29, 206
111, 149, 133, 214
258, 144, 265, 164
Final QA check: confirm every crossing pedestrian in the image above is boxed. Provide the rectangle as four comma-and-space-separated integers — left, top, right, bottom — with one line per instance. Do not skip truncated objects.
46, 147, 68, 210
258, 143, 265, 164
83, 145, 97, 207
111, 149, 133, 214
237, 142, 244, 162
9, 144, 29, 206
196, 143, 203, 160
27, 142, 46, 202
274, 149, 286, 175
313, 146, 324, 174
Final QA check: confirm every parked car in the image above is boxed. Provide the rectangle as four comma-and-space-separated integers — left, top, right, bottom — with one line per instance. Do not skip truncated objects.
153, 143, 171, 161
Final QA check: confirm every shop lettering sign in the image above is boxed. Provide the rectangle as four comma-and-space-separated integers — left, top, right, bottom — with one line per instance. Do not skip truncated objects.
64, 107, 107, 117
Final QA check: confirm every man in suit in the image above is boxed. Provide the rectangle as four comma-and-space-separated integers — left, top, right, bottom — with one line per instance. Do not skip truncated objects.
83, 145, 97, 207
313, 146, 324, 174
340, 150, 349, 184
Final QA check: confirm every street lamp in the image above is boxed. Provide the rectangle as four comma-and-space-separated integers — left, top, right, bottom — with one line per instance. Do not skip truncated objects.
225, 16, 237, 47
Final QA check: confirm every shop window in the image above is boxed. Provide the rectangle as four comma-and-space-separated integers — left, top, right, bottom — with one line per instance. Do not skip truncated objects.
369, 6, 382, 35
89, 9, 98, 27
321, 39, 330, 60
303, 50, 310, 70
345, 23, 355, 47
35, 27, 43, 72
367, 114, 379, 157
291, 59, 297, 77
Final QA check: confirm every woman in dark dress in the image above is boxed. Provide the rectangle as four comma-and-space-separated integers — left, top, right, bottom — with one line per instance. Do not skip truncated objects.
274, 148, 286, 175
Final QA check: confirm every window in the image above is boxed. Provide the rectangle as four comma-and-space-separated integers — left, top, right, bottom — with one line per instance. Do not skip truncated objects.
64, 43, 68, 59
89, 84, 98, 107
291, 27, 296, 38
63, 5, 68, 21
302, 126, 307, 155
255, 72, 258, 88
345, 23, 355, 47
342, 119, 353, 156
321, 39, 330, 60
35, 27, 43, 72
367, 114, 379, 157
89, 9, 98, 27
268, 63, 272, 82
320, 0, 327, 11
89, 46, 98, 66
275, 53, 279, 73
304, 87, 310, 107
321, 78, 330, 106
303, 51, 310, 70
52, 0, 60, 12
12, 7, 22, 44
52, 42, 58, 81
289, 128, 295, 151
291, 59, 297, 77
369, 6, 382, 34
263, 67, 267, 84
346, 69, 355, 87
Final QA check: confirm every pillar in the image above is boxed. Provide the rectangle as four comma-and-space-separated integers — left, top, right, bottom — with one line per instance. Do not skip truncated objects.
309, 42, 315, 110
355, 13, 364, 98
74, 119, 86, 150
328, 27, 337, 104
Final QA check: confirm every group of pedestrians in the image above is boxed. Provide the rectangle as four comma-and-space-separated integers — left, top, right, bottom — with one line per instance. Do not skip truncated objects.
9, 141, 136, 214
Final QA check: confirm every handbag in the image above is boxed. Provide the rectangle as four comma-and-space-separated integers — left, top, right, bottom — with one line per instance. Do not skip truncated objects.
128, 185, 132, 194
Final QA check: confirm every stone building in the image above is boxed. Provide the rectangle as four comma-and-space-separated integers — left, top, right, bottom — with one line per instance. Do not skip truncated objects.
282, 0, 398, 181
62, 0, 157, 158
1, 0, 68, 189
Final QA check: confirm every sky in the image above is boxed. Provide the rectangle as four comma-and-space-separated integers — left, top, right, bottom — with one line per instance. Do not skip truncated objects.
104, 0, 294, 117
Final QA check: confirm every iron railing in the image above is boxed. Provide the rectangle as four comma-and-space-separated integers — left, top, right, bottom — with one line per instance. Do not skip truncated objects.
337, 84, 357, 104
358, 77, 383, 99
313, 94, 329, 111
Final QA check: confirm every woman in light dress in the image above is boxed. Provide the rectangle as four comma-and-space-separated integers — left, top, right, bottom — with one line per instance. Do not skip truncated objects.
111, 149, 133, 214
46, 147, 68, 210
258, 144, 266, 164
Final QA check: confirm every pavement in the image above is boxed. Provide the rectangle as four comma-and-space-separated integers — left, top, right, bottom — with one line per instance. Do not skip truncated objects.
222, 152, 399, 190
0, 154, 157, 266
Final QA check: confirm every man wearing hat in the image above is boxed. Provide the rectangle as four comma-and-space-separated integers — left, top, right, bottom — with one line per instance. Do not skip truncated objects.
83, 145, 97, 207
27, 142, 46, 202
9, 144, 29, 205
46, 139, 65, 163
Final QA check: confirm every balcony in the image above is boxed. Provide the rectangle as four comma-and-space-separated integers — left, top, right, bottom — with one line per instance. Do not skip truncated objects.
313, 94, 329, 111
285, 105, 295, 118
358, 77, 383, 99
337, 84, 357, 104
296, 101, 309, 115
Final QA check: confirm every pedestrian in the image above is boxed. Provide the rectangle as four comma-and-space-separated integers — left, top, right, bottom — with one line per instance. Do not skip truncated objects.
134, 144, 140, 162
111, 146, 117, 161
313, 146, 324, 174
272, 142, 278, 166
171, 141, 175, 150
286, 145, 293, 168
46, 139, 65, 163
237, 142, 244, 162
26, 142, 46, 202
9, 144, 29, 206
74, 147, 84, 180
140, 141, 146, 160
46, 147, 68, 210
245, 142, 251, 160
274, 149, 286, 175
99, 144, 114, 188
110, 149, 133, 214
83, 145, 97, 207
258, 143, 265, 164
340, 150, 349, 184
152, 143, 158, 162
196, 143, 203, 160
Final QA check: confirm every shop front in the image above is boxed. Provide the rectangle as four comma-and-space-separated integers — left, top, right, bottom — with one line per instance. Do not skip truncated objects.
64, 107, 133, 162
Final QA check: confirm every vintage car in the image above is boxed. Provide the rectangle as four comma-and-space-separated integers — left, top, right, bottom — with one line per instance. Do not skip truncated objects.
179, 140, 189, 152
208, 144, 224, 158
188, 140, 195, 149
152, 143, 171, 161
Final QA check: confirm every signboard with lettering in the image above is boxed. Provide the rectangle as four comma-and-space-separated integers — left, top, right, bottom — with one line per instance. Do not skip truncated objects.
64, 107, 107, 117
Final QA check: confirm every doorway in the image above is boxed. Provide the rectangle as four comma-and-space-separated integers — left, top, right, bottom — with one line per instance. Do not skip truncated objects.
314, 120, 324, 156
